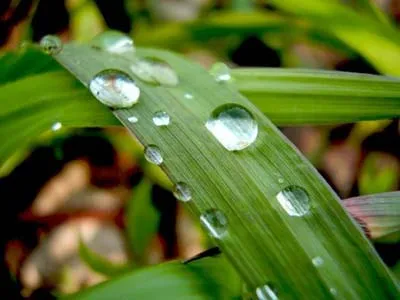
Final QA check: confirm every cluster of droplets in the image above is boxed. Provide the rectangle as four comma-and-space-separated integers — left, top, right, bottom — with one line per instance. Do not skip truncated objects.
40, 31, 324, 299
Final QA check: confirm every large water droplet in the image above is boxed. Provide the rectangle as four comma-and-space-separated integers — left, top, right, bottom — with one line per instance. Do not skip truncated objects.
276, 186, 310, 217
173, 182, 192, 202
206, 104, 258, 151
256, 284, 278, 300
91, 31, 135, 54
200, 209, 228, 238
40, 35, 62, 55
89, 70, 140, 109
312, 256, 324, 267
144, 145, 163, 165
210, 62, 231, 83
153, 111, 170, 126
130, 58, 179, 86
128, 116, 138, 123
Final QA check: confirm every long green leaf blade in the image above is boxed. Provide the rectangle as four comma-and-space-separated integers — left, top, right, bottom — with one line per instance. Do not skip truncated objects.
233, 68, 400, 124
52, 42, 398, 298
64, 256, 241, 299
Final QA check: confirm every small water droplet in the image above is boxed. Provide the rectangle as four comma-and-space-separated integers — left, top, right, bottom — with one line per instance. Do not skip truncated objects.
278, 178, 284, 184
210, 62, 231, 83
144, 145, 163, 165
130, 58, 179, 86
206, 104, 258, 151
89, 70, 140, 109
330, 288, 338, 296
51, 122, 62, 131
256, 284, 278, 300
200, 209, 228, 238
91, 31, 135, 54
173, 182, 192, 202
152, 111, 170, 126
276, 186, 310, 217
40, 35, 62, 55
312, 256, 324, 267
128, 116, 138, 123
184, 93, 193, 99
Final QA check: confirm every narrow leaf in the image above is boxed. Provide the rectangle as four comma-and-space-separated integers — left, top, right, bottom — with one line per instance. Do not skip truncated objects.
344, 192, 400, 243
79, 240, 132, 277
233, 68, 400, 124
125, 180, 159, 263
270, 0, 400, 75
64, 256, 241, 300
51, 41, 398, 298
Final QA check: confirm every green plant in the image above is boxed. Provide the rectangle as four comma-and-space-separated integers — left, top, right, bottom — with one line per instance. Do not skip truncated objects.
1, 0, 400, 299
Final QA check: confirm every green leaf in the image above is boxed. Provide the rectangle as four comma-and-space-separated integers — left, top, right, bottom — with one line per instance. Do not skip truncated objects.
0, 71, 118, 164
63, 256, 241, 300
51, 41, 398, 298
270, 0, 400, 75
359, 152, 399, 195
344, 192, 400, 243
0, 45, 60, 84
232, 68, 400, 125
125, 179, 160, 263
79, 240, 132, 277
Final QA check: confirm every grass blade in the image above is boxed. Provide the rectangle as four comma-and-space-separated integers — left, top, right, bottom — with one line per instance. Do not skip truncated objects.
51, 42, 399, 298
344, 192, 400, 243
232, 68, 400, 124
125, 180, 159, 263
64, 256, 241, 299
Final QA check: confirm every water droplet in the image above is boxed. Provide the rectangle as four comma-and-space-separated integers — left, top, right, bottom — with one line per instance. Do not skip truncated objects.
200, 209, 228, 238
91, 31, 135, 54
40, 35, 62, 55
276, 186, 311, 217
184, 93, 193, 99
128, 116, 138, 123
144, 145, 163, 165
173, 182, 192, 202
256, 284, 278, 300
206, 104, 258, 151
152, 111, 170, 126
130, 58, 179, 86
89, 70, 140, 109
312, 256, 324, 267
330, 288, 338, 296
51, 122, 62, 131
278, 178, 284, 184
210, 62, 231, 83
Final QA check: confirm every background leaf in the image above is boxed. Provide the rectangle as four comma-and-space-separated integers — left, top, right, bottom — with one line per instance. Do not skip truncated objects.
64, 256, 241, 300
79, 240, 132, 277
125, 179, 160, 263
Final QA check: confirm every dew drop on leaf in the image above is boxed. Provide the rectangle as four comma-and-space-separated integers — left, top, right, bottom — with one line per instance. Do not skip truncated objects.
173, 182, 192, 202
206, 104, 258, 151
144, 145, 163, 165
256, 283, 278, 300
40, 35, 62, 55
184, 93, 193, 99
51, 122, 62, 131
91, 30, 135, 54
128, 116, 138, 123
200, 209, 228, 238
209, 62, 231, 83
276, 186, 311, 217
152, 111, 170, 127
130, 58, 179, 86
89, 70, 140, 109
312, 256, 324, 267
